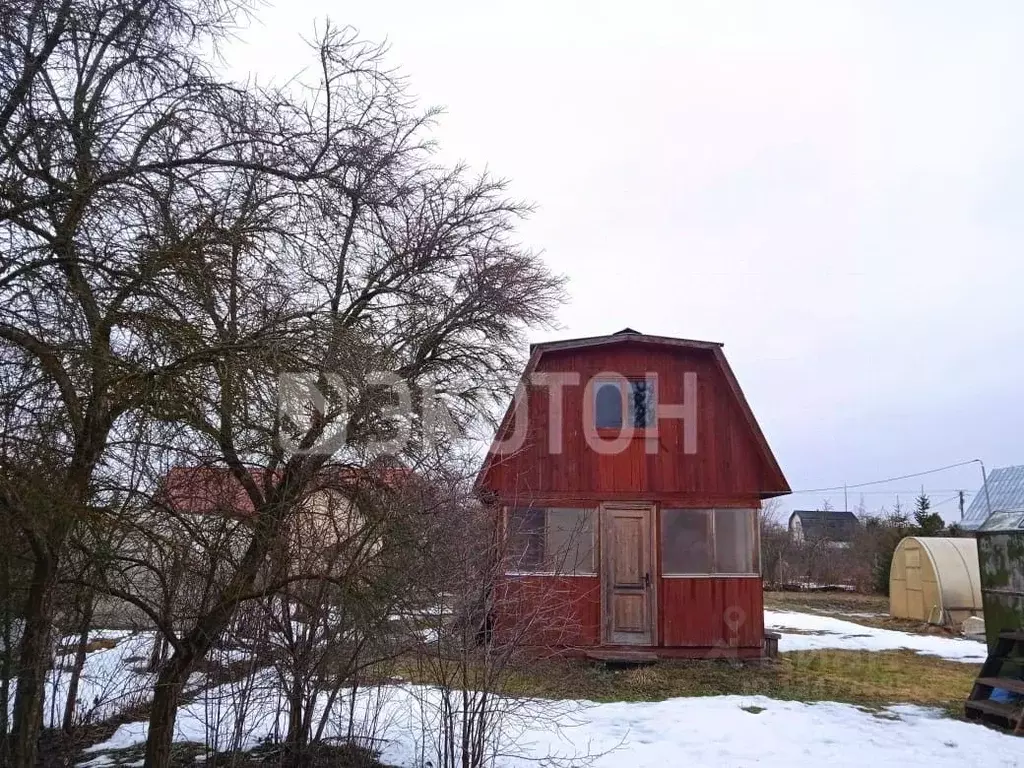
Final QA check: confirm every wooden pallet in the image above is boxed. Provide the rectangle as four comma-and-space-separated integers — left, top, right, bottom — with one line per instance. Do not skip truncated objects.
966, 630, 1024, 734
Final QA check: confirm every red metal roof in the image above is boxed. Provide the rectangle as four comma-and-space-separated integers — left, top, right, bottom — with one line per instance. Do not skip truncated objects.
158, 465, 415, 517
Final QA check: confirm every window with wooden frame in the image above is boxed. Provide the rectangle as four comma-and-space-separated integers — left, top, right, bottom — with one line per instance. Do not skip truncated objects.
661, 508, 759, 576
592, 376, 656, 430
505, 508, 596, 575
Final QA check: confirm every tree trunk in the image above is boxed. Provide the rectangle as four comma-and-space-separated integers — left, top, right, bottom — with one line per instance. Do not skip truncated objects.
144, 658, 191, 768
148, 632, 168, 673
9, 552, 56, 768
284, 681, 306, 768
143, 503, 293, 766
62, 592, 94, 733
0, 554, 13, 765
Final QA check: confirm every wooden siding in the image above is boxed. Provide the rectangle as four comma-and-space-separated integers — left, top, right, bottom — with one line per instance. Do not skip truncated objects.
660, 577, 764, 648
494, 576, 601, 648
482, 336, 779, 654
495, 575, 764, 650
481, 343, 779, 503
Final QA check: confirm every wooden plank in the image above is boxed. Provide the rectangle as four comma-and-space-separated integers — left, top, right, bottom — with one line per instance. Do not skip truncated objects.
975, 677, 1024, 696
965, 699, 1022, 722
584, 649, 658, 662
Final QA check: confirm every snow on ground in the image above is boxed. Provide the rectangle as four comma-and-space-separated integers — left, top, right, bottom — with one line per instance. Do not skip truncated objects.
42, 631, 155, 728
765, 610, 988, 662
48, 611, 998, 765
36, 630, 223, 728
86, 682, 1023, 768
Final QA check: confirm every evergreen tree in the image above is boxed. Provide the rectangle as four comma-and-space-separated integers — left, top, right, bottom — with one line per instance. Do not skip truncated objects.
913, 492, 945, 536
888, 498, 910, 528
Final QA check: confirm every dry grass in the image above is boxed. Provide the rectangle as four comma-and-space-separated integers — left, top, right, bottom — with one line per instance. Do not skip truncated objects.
495, 649, 979, 718
764, 590, 889, 614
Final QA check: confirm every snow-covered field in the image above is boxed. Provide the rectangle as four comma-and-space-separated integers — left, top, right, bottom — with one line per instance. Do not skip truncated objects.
51, 609, 1012, 766
84, 683, 1023, 768
765, 610, 988, 662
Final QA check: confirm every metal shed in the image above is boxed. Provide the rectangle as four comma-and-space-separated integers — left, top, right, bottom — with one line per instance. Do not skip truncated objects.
889, 537, 983, 625
977, 511, 1024, 652
962, 464, 1024, 530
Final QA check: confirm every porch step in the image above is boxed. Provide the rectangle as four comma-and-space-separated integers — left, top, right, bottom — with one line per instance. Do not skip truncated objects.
584, 649, 659, 665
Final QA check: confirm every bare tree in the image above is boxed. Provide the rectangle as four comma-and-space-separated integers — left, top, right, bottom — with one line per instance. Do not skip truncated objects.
408, 480, 596, 768
2, 6, 561, 768
1, 3, 563, 765
758, 499, 789, 588
0, 1, 268, 761
129, 27, 562, 765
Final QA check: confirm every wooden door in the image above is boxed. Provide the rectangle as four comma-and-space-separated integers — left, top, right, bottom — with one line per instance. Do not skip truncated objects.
601, 504, 656, 645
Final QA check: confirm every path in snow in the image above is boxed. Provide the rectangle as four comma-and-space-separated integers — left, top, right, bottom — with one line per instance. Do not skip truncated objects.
765, 610, 988, 662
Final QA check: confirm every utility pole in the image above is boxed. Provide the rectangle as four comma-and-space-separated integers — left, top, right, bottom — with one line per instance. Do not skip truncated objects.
844, 482, 848, 513
958, 490, 966, 520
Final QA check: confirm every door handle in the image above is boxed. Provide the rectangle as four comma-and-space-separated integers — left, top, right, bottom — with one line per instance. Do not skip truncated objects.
644, 572, 651, 589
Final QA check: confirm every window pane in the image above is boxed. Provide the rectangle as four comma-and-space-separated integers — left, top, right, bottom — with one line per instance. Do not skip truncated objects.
714, 508, 757, 574
547, 508, 595, 574
506, 508, 545, 571
594, 381, 622, 429
629, 378, 656, 428
661, 509, 712, 574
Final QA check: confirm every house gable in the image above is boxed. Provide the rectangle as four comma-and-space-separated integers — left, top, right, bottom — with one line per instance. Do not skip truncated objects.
477, 331, 789, 503
788, 509, 860, 543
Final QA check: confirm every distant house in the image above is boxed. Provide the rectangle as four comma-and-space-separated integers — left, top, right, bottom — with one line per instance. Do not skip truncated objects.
961, 465, 1024, 531
788, 509, 860, 547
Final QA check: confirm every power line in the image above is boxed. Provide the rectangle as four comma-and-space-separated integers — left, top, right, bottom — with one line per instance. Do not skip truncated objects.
789, 488, 974, 496
790, 459, 981, 495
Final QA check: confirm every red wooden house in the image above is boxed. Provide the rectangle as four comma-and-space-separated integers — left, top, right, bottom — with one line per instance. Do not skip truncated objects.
476, 329, 790, 658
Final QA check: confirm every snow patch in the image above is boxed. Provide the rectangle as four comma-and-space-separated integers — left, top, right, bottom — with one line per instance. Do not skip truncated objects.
765, 610, 987, 662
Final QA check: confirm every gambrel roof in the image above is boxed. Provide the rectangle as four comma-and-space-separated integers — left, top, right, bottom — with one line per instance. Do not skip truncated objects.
788, 509, 861, 542
477, 329, 790, 498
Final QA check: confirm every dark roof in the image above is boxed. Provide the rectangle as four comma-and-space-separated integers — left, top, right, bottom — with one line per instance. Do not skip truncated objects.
978, 510, 1024, 534
962, 465, 1024, 530
529, 330, 723, 355
788, 509, 860, 541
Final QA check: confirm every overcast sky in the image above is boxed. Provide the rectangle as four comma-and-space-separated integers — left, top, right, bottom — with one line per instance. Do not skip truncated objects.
227, 0, 1023, 520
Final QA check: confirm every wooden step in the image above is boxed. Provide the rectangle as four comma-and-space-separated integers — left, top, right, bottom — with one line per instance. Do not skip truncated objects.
584, 649, 658, 664
965, 699, 1022, 722
974, 677, 1024, 696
